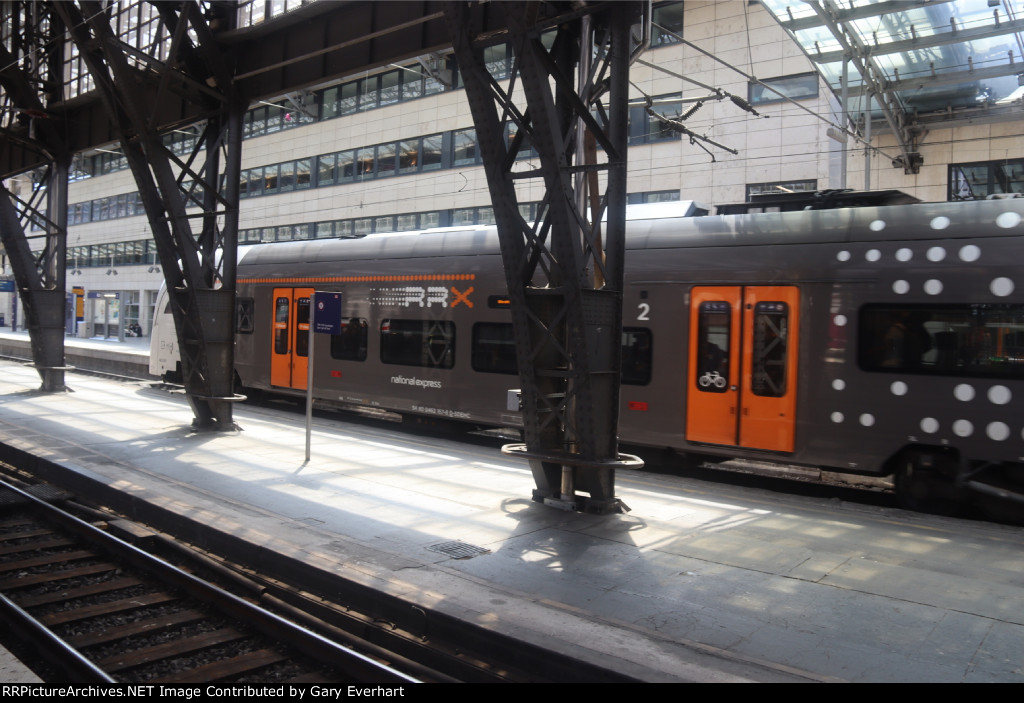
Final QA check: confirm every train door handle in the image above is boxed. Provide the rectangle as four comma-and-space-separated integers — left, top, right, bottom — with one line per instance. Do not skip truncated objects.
730, 385, 737, 391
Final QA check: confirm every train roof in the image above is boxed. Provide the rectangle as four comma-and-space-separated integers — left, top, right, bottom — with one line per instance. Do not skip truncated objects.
237, 198, 1024, 270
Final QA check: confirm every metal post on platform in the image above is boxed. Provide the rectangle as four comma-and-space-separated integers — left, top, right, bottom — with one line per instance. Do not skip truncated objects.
306, 293, 316, 463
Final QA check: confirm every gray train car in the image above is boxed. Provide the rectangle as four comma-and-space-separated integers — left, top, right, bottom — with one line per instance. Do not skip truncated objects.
153, 197, 1024, 510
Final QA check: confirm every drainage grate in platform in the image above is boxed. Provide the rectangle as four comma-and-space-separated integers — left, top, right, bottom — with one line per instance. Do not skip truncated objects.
427, 541, 491, 559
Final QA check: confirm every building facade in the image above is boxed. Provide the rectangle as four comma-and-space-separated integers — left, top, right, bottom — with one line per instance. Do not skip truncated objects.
5, 1, 1021, 338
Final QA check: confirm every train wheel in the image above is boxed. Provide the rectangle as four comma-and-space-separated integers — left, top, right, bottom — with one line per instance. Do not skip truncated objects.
895, 452, 966, 515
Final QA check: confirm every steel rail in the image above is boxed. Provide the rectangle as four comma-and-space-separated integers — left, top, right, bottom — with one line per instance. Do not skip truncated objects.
0, 477, 420, 684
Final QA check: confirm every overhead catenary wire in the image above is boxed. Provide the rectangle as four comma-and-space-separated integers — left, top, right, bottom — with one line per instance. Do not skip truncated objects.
644, 21, 906, 165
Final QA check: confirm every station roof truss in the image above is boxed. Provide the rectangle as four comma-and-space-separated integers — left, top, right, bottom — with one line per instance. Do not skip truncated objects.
761, 0, 1024, 173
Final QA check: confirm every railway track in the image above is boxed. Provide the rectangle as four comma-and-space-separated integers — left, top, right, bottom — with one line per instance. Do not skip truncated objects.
0, 478, 419, 683
0, 468, 643, 683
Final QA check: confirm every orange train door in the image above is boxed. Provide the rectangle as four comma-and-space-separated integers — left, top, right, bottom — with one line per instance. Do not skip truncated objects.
686, 286, 800, 453
270, 287, 314, 390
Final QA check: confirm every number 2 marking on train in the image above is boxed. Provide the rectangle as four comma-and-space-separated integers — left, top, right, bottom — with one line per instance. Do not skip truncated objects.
637, 303, 650, 321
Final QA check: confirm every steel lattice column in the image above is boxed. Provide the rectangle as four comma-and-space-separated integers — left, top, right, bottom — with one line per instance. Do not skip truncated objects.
446, 1, 642, 514
53, 1, 244, 428
0, 1, 70, 392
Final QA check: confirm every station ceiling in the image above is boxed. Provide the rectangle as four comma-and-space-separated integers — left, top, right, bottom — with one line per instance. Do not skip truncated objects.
762, 0, 1024, 133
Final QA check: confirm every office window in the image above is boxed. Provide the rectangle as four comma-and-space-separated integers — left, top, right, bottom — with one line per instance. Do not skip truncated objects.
650, 2, 683, 46
317, 154, 336, 187
453, 129, 479, 166
629, 94, 682, 144
749, 74, 819, 105
422, 134, 443, 170
949, 159, 1024, 201
295, 159, 311, 189
380, 70, 401, 106
377, 143, 397, 177
745, 180, 817, 201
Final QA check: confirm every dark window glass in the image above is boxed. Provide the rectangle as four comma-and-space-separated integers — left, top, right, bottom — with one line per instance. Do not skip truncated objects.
949, 158, 1024, 201
295, 296, 310, 358
381, 319, 455, 369
339, 83, 358, 115
237, 298, 255, 334
248, 169, 263, 197
629, 93, 682, 144
355, 147, 375, 179
696, 301, 730, 392
859, 304, 1024, 379
250, 106, 267, 135
377, 143, 397, 177
318, 154, 337, 186
472, 323, 518, 374
421, 134, 443, 170
622, 327, 653, 385
750, 302, 789, 397
330, 318, 368, 361
401, 66, 424, 100
484, 44, 508, 78
380, 70, 400, 106
274, 297, 289, 354
358, 76, 379, 111
321, 86, 339, 120
749, 73, 819, 105
399, 140, 419, 173
279, 161, 295, 192
338, 150, 356, 182
651, 2, 683, 45
295, 158, 311, 189
453, 129, 478, 166
471, 322, 653, 383
263, 164, 279, 194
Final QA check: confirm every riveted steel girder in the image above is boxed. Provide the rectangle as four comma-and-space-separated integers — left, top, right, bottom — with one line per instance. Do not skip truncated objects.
0, 2, 70, 392
445, 1, 642, 514
52, 1, 244, 429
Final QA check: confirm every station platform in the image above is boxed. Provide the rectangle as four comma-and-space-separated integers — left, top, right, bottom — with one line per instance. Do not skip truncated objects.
0, 329, 152, 380
0, 359, 1021, 682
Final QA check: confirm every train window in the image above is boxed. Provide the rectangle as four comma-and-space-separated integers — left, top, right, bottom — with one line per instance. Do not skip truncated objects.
470, 322, 653, 384
696, 301, 730, 393
381, 319, 455, 369
330, 318, 368, 361
274, 297, 289, 354
750, 302, 789, 397
236, 298, 255, 334
859, 304, 1024, 379
472, 323, 517, 375
622, 328, 653, 386
295, 297, 310, 358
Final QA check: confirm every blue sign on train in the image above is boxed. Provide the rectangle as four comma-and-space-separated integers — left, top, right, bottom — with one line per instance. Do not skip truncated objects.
313, 292, 343, 335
